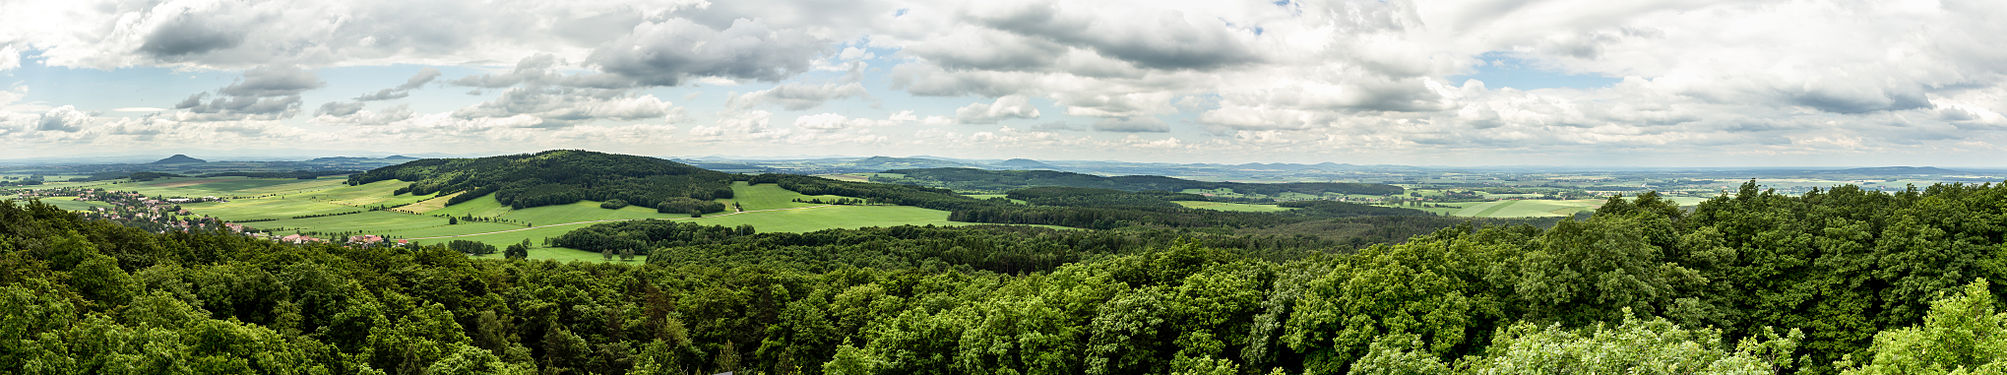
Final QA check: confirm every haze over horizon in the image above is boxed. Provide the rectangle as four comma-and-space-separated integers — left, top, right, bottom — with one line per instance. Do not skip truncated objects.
5, 0, 2006, 167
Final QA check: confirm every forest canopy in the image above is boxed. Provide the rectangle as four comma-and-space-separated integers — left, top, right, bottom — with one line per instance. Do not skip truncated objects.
7, 181, 2007, 374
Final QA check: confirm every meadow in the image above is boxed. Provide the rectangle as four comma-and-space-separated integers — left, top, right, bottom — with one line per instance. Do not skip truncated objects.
38, 176, 1003, 262
1172, 200, 1295, 212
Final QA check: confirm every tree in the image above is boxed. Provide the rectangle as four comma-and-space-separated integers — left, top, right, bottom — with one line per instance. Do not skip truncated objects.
1463, 310, 1799, 374
1840, 279, 2007, 374
504, 240, 530, 260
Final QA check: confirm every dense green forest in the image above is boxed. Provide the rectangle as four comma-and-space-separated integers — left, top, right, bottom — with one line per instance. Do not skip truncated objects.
872, 168, 1405, 196
346, 150, 736, 214
7, 181, 2007, 374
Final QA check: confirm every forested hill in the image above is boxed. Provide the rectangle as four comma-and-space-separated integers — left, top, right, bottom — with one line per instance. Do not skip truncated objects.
346, 150, 737, 213
873, 167, 1404, 196
10, 182, 2007, 374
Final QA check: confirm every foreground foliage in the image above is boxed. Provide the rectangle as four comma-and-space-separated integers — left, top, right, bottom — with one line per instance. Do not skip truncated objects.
4, 181, 2007, 374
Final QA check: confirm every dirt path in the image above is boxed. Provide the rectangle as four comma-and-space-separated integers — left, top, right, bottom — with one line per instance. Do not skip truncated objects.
400, 204, 836, 240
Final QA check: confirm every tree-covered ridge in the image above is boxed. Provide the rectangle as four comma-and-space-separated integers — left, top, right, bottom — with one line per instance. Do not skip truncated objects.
763, 175, 1428, 229
346, 150, 736, 214
873, 167, 1405, 196
10, 181, 2007, 374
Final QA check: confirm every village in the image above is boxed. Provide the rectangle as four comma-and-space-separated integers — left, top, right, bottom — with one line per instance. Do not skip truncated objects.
4, 187, 409, 248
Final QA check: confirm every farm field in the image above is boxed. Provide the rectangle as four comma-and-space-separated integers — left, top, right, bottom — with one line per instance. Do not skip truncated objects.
721, 181, 849, 211
1393, 195, 1716, 218
34, 196, 114, 211
119, 177, 347, 198
1173, 201, 1295, 212
18, 173, 1055, 263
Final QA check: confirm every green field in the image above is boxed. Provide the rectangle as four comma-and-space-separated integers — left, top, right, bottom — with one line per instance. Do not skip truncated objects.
1174, 201, 1295, 212
32, 175, 1042, 263
119, 177, 348, 198
31, 196, 114, 211
722, 181, 849, 211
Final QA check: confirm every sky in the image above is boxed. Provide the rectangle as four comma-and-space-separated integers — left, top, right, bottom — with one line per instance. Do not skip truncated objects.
2, 0, 2005, 167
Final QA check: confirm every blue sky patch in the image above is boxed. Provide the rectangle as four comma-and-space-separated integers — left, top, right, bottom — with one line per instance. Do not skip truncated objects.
1451, 51, 1620, 91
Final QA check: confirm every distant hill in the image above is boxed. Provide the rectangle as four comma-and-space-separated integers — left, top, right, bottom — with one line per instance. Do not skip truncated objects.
876, 167, 1404, 196
383, 155, 417, 160
851, 156, 985, 170
347, 150, 736, 214
1821, 166, 1967, 175
995, 158, 1057, 169
150, 154, 206, 164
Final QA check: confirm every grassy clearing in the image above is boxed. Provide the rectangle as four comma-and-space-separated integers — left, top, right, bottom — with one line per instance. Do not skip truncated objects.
298, 180, 433, 207
470, 247, 650, 263
816, 174, 875, 182
1173, 201, 1295, 212
695, 205, 962, 232
724, 181, 848, 211
246, 210, 526, 239
394, 192, 460, 213
121, 177, 344, 198
426, 195, 513, 218
181, 198, 375, 221
32, 197, 114, 211
499, 201, 687, 226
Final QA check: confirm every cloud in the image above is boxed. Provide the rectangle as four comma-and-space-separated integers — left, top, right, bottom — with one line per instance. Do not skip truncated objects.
36, 106, 90, 132
443, 54, 681, 127
137, 10, 246, 58
954, 95, 1041, 124
453, 87, 680, 127
728, 82, 870, 111
964, 0, 1265, 71
165, 65, 324, 121
588, 18, 828, 86
690, 110, 783, 141
1092, 117, 1169, 133
355, 68, 442, 101
219, 65, 324, 97
792, 112, 901, 132
317, 101, 364, 117
314, 104, 415, 125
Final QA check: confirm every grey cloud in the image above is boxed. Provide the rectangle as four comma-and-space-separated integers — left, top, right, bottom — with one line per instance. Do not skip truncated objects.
908, 28, 1070, 72
449, 55, 635, 90
36, 106, 90, 132
138, 11, 245, 58
175, 93, 304, 119
588, 18, 827, 86
730, 82, 870, 111
1787, 87, 1932, 114
453, 87, 675, 127
318, 101, 364, 117
171, 66, 322, 121
356, 68, 442, 101
220, 66, 324, 97
972, 2, 1263, 71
